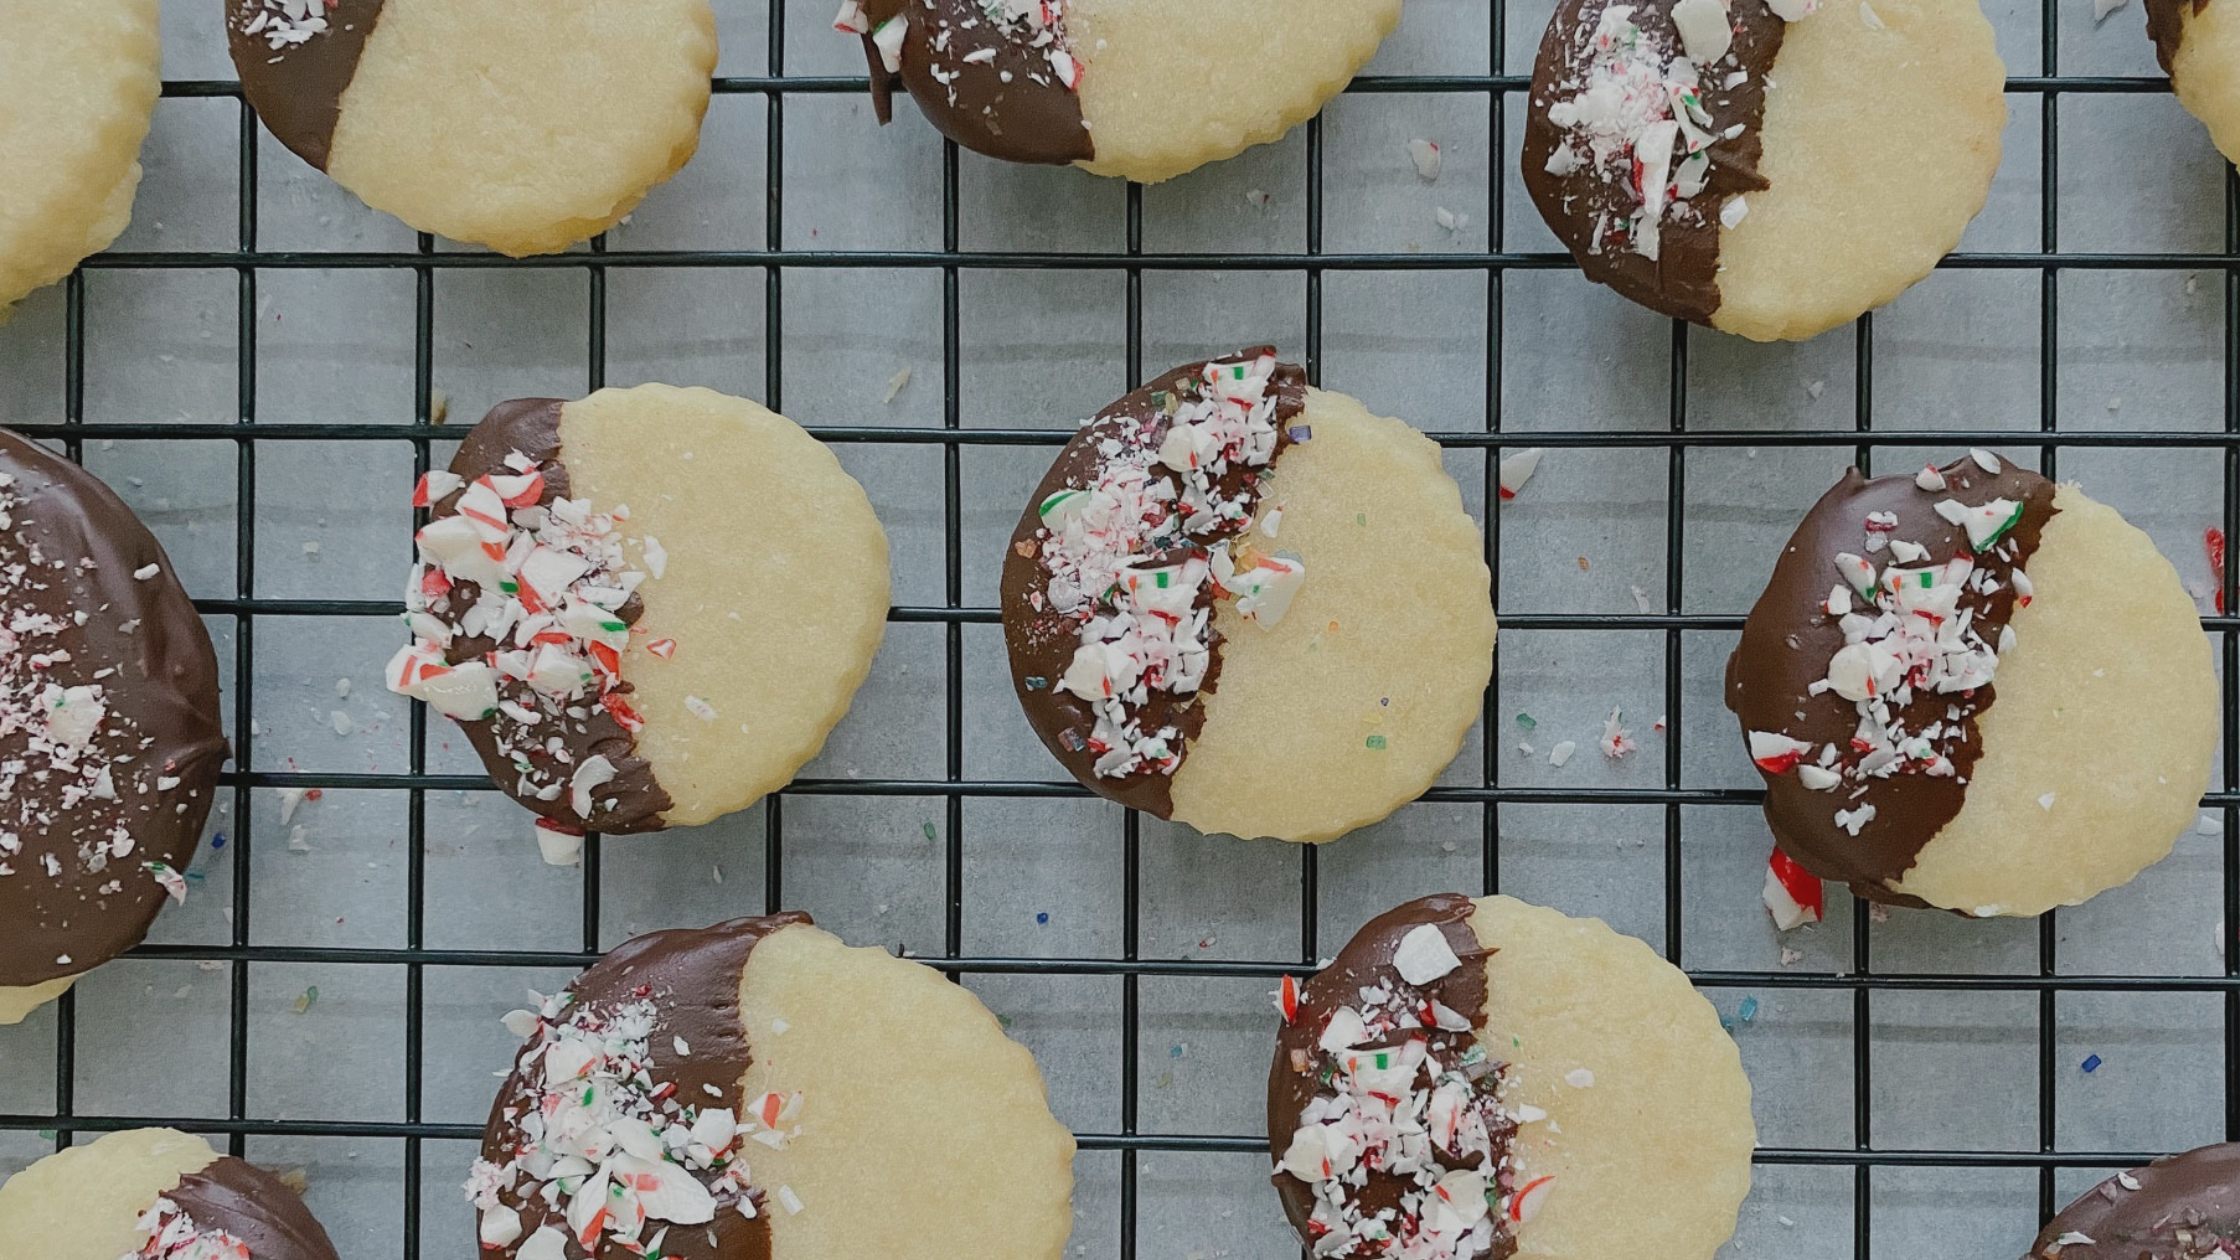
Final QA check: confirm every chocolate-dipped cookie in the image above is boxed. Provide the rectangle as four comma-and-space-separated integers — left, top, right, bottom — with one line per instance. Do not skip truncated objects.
0, 0, 160, 315
467, 914, 1075, 1260
835, 0, 1402, 184
0, 1128, 341, 1260
386, 386, 889, 839
225, 0, 716, 256
2147, 0, 2240, 167
0, 429, 227, 1025
1523, 0, 2005, 341
1727, 452, 2216, 917
2026, 1142, 2240, 1259
999, 351, 1495, 844
1269, 894, 1754, 1259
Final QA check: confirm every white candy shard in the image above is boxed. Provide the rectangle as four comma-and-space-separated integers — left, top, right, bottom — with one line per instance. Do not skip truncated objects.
1391, 922, 1465, 984
1671, 0, 1733, 62
1498, 447, 1546, 499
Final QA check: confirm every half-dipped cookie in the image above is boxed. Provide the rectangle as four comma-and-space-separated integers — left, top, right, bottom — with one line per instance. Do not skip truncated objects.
1523, 0, 2006, 341
226, 0, 717, 256
1000, 350, 1496, 844
386, 387, 889, 838
2026, 1141, 2240, 1258
2148, 0, 2240, 167
0, 1128, 341, 1260
836, 0, 1403, 183
0, 429, 227, 1025
1269, 894, 1755, 1258
1727, 452, 2216, 917
466, 915, 1075, 1260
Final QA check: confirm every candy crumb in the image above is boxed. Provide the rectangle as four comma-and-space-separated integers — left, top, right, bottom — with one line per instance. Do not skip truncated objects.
1563, 1067, 1594, 1088
2038, 792, 2056, 811
1548, 740, 1577, 768
1407, 138, 1443, 181
884, 366, 911, 403
2200, 813, 2225, 836
2080, 1054, 2103, 1074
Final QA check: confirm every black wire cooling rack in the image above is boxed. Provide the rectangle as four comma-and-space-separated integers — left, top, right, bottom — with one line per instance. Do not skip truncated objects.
3, 0, 2238, 1256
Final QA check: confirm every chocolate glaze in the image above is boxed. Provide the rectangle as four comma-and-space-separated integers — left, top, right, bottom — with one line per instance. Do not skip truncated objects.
427, 399, 673, 834
0, 429, 227, 988
857, 0, 1094, 165
2146, 0, 2211, 75
225, 0, 386, 171
1521, 0, 1783, 324
1266, 894, 1518, 1260
2026, 1142, 2240, 1259
997, 350, 1309, 818
1725, 455, 2057, 903
479, 913, 811, 1260
164, 1156, 343, 1260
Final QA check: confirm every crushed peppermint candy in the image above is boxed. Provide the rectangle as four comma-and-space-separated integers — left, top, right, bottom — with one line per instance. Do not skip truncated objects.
232, 0, 341, 51
836, 0, 1083, 91
466, 990, 784, 1257
1032, 354, 1305, 781
128, 1198, 251, 1260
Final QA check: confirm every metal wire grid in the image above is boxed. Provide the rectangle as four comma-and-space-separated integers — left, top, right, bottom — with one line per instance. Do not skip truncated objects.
0, 0, 2234, 1256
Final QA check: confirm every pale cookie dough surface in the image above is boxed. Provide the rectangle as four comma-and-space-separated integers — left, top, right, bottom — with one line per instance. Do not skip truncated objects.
2171, 2, 2240, 166
0, 975, 75, 1026
1890, 486, 2217, 917
0, 0, 159, 315
325, 0, 716, 256
1469, 896, 1755, 1260
1712, 0, 2006, 342
1167, 388, 1496, 844
0, 1127, 216, 1260
1069, 0, 1403, 184
737, 923, 1077, 1260
560, 385, 890, 828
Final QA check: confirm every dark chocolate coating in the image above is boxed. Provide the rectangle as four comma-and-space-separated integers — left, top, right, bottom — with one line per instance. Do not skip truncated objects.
225, 0, 386, 171
857, 0, 1094, 165
478, 914, 811, 1260
165, 1156, 343, 1260
0, 429, 227, 988
1521, 0, 1782, 324
1266, 893, 1518, 1260
2146, 0, 2211, 75
997, 351, 1308, 818
1725, 455, 2056, 902
426, 398, 673, 834
2026, 1141, 2240, 1259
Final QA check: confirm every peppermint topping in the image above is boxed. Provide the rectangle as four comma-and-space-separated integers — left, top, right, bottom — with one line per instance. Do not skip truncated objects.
127, 1199, 250, 1260
233, 0, 338, 50
1031, 355, 1305, 781
466, 990, 786, 1258
386, 456, 658, 821
834, 0, 1083, 91
1278, 935, 1530, 1260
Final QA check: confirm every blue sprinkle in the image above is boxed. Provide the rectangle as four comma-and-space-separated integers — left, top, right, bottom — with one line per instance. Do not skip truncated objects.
2081, 1054, 2103, 1074
1024, 676, 1048, 691
184, 870, 206, 883
1737, 996, 1759, 1025
209, 832, 227, 850
1035, 912, 1049, 926
1169, 1044, 1185, 1059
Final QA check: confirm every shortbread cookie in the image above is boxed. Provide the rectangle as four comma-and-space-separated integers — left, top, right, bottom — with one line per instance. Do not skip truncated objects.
1269, 894, 1754, 1260
0, 430, 227, 1025
0, 0, 160, 316
1727, 452, 2217, 917
386, 387, 890, 835
226, 0, 717, 256
467, 914, 1076, 1260
836, 0, 1403, 183
2027, 1141, 2240, 1259
0, 1128, 341, 1260
2149, 0, 2240, 166
1000, 350, 1496, 845
1523, 0, 2005, 341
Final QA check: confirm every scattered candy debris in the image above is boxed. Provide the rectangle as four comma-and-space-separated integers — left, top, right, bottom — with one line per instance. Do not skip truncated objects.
1035, 912, 1050, 925
534, 818, 584, 867
1434, 206, 1470, 233
1563, 1067, 1594, 1088
287, 826, 310, 853
2200, 813, 2225, 836
131, 1195, 254, 1260
1497, 448, 1544, 500
684, 695, 717, 721
1516, 712, 1538, 730
1407, 138, 1444, 182
2080, 1054, 2103, 1074
884, 366, 912, 404
1858, 0, 1885, 26
2038, 792, 2056, 811
1365, 734, 1388, 751
2208, 527, 2227, 614
1763, 848, 1825, 930
292, 985, 319, 1014
1548, 740, 1577, 768
1632, 584, 1655, 615
1779, 947, 1804, 967
1245, 188, 1272, 209
1598, 708, 1634, 760
1736, 995, 1759, 1025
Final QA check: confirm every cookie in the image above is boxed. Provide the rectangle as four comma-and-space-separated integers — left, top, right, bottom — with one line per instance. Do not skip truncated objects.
0, 430, 227, 1026
1523, 0, 2005, 341
0, 0, 161, 316
0, 1127, 341, 1260
999, 350, 1496, 845
226, 0, 717, 256
466, 914, 1076, 1260
386, 387, 890, 837
1269, 894, 1754, 1259
2026, 1141, 2240, 1259
2149, 0, 2240, 166
1727, 452, 2217, 918
835, 0, 1403, 183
